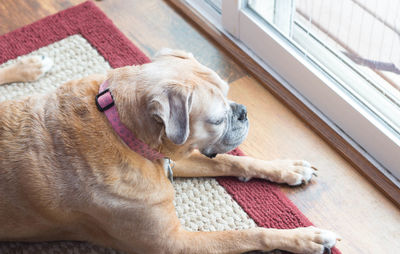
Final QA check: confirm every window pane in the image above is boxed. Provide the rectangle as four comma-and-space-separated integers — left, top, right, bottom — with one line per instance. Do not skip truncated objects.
248, 0, 400, 134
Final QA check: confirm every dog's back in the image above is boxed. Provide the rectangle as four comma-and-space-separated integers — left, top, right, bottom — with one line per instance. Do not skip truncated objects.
0, 77, 101, 241
0, 94, 58, 239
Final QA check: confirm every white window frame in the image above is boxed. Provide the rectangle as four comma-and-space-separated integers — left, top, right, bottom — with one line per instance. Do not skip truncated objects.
187, 0, 400, 180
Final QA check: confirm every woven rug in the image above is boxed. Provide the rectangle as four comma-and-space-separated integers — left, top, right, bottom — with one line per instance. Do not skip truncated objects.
0, 2, 340, 254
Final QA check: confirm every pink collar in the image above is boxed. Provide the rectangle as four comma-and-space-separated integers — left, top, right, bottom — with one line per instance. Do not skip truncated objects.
95, 81, 165, 161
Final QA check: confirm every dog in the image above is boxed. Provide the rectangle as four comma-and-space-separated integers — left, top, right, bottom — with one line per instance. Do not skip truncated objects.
0, 49, 339, 253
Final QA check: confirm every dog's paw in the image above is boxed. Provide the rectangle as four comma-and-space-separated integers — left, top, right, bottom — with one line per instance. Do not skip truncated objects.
285, 226, 340, 254
277, 160, 317, 186
12, 55, 53, 82
251, 159, 317, 186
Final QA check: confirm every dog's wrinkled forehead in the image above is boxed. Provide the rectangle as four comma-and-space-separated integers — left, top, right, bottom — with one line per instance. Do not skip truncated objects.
152, 48, 229, 97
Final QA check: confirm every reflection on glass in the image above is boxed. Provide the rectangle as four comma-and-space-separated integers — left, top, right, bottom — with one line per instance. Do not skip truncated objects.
248, 0, 400, 132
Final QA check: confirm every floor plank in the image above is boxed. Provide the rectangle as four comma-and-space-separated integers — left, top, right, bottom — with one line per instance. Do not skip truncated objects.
0, 0, 399, 253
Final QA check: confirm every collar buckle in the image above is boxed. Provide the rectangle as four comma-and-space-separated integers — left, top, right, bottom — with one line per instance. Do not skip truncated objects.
95, 88, 114, 112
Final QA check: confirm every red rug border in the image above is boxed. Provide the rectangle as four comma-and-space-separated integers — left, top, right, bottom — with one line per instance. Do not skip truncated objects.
0, 1, 339, 253
0, 1, 149, 67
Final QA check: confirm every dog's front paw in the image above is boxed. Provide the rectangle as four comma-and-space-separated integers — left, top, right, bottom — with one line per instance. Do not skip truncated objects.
239, 159, 317, 186
12, 55, 53, 82
284, 226, 340, 254
271, 159, 317, 186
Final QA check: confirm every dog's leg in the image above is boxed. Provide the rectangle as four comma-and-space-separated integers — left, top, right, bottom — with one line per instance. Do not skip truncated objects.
99, 205, 338, 254
168, 152, 339, 254
174, 150, 317, 186
0, 56, 53, 85
155, 226, 338, 254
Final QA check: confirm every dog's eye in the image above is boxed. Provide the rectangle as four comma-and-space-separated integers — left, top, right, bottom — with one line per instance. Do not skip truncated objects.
209, 118, 224, 125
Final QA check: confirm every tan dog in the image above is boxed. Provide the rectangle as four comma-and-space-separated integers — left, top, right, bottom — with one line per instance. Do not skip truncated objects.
0, 49, 339, 254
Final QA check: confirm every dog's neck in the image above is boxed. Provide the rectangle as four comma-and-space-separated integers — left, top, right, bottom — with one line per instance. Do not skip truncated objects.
106, 67, 165, 149
103, 67, 196, 162
96, 80, 165, 161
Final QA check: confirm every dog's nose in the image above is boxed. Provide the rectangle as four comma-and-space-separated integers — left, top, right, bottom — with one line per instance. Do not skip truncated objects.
238, 105, 247, 122
231, 103, 247, 122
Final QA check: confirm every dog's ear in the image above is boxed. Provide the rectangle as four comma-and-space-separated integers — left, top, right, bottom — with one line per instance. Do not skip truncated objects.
153, 48, 194, 60
149, 84, 193, 145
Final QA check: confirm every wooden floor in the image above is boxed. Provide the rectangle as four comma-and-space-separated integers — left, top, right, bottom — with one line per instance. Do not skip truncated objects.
1, 0, 399, 253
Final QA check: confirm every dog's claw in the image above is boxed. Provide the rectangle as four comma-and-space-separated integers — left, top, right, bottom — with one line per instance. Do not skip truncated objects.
311, 166, 318, 171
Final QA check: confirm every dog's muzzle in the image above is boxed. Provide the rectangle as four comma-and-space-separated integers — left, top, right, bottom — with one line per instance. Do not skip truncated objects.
201, 102, 249, 158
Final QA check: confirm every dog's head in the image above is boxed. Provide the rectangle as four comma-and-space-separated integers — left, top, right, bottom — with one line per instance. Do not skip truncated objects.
109, 49, 248, 160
